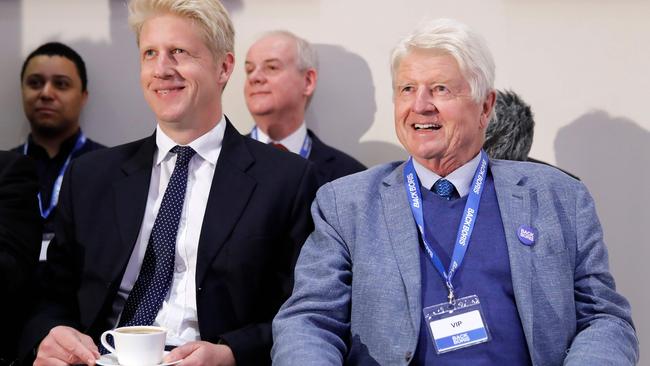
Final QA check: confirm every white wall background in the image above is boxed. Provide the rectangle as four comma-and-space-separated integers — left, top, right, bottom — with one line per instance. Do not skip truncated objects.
1, 0, 648, 362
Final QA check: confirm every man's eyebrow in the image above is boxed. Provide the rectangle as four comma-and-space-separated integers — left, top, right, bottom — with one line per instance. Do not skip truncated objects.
25, 73, 73, 80
24, 72, 44, 78
263, 58, 282, 64
395, 79, 415, 86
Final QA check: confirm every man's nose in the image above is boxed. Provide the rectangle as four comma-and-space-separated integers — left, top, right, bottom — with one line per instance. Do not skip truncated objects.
412, 88, 437, 114
153, 53, 175, 78
247, 67, 265, 84
39, 82, 55, 100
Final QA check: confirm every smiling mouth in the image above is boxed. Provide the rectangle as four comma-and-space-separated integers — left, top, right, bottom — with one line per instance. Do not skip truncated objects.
414, 123, 442, 131
156, 87, 185, 95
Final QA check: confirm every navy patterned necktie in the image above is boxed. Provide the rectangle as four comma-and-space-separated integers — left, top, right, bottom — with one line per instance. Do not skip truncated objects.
432, 178, 457, 200
118, 145, 196, 327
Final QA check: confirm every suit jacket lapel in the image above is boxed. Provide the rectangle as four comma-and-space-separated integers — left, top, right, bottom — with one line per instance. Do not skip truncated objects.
491, 160, 535, 353
196, 120, 256, 286
380, 162, 422, 335
111, 134, 156, 280
306, 129, 334, 165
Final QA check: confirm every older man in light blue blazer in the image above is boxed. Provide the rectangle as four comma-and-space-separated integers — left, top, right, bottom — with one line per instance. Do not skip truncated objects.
272, 18, 638, 366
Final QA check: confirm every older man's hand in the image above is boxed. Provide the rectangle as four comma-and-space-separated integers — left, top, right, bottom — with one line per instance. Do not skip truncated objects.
164, 341, 235, 366
34, 325, 100, 366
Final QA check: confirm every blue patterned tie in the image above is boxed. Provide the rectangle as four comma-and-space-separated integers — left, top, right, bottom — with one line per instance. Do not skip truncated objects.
118, 145, 196, 327
432, 178, 456, 200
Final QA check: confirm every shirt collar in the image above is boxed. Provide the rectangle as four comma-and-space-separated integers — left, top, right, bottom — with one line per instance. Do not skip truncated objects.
27, 128, 82, 160
411, 152, 482, 198
155, 115, 226, 166
254, 122, 307, 155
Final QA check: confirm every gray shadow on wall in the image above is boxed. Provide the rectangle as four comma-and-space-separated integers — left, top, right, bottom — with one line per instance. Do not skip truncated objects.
0, 0, 27, 149
66, 0, 156, 147
554, 110, 649, 348
221, 0, 244, 13
306, 44, 407, 168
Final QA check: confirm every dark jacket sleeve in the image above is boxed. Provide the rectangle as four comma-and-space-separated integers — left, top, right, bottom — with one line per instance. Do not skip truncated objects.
0, 152, 42, 362
0, 152, 41, 293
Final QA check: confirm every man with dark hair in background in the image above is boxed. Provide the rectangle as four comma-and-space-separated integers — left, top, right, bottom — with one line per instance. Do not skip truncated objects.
0, 151, 41, 365
12, 42, 104, 257
484, 89, 578, 179
483, 90, 534, 161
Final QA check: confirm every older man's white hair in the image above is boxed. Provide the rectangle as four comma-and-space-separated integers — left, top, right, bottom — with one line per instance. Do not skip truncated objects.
390, 18, 495, 103
256, 30, 319, 72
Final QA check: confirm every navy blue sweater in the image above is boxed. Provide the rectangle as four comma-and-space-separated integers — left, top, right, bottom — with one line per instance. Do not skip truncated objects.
414, 172, 531, 365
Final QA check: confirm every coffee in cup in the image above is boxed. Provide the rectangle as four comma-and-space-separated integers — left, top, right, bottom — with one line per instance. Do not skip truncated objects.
100, 326, 166, 366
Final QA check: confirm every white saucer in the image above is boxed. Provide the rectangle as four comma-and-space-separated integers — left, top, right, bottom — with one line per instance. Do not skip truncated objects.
96, 351, 182, 366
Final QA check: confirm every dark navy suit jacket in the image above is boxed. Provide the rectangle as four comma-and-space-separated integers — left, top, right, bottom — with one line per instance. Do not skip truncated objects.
307, 130, 366, 186
248, 128, 365, 187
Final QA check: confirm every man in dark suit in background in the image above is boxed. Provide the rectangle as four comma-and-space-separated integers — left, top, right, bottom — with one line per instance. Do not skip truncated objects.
13, 42, 104, 256
0, 151, 41, 365
244, 30, 366, 186
21, 1, 317, 365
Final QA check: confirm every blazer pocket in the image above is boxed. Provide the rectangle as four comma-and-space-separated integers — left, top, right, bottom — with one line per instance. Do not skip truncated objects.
531, 249, 574, 303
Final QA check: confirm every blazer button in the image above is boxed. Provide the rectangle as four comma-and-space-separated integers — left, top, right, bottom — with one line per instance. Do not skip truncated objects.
404, 351, 412, 362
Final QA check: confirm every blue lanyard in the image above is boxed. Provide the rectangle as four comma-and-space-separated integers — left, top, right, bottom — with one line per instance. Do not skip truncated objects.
23, 132, 87, 219
403, 150, 488, 303
251, 126, 312, 159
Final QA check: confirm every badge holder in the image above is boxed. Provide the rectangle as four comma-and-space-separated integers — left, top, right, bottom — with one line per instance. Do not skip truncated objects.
423, 294, 491, 354
40, 232, 55, 262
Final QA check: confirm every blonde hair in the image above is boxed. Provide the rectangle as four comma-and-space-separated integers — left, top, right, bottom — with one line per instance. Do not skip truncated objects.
128, 0, 235, 60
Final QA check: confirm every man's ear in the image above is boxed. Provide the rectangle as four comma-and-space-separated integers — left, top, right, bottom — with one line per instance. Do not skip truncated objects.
303, 68, 317, 97
80, 90, 89, 108
479, 90, 496, 129
218, 52, 235, 85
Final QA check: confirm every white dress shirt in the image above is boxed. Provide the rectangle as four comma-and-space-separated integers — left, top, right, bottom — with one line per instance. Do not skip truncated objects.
110, 117, 226, 345
411, 152, 482, 197
253, 122, 307, 155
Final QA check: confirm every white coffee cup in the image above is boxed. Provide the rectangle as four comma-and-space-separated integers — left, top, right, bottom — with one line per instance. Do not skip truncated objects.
100, 326, 166, 366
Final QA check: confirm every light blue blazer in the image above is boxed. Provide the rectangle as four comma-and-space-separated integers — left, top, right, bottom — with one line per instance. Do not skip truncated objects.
272, 159, 638, 365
